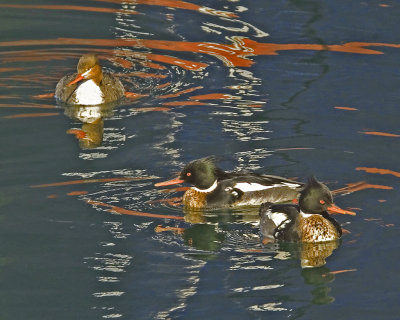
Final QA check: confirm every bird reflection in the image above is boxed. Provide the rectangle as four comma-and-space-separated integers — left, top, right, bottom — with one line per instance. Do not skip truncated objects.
63, 102, 116, 149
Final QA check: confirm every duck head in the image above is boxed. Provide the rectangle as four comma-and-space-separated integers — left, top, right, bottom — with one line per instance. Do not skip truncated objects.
68, 53, 103, 86
299, 177, 355, 215
155, 157, 218, 190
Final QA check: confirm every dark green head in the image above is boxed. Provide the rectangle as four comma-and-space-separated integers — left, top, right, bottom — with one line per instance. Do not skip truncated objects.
180, 157, 218, 189
299, 176, 333, 214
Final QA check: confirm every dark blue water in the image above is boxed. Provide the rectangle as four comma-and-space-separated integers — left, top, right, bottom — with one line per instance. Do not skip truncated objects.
0, 0, 399, 319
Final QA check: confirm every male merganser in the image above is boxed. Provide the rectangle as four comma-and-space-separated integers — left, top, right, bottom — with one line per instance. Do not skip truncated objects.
259, 176, 355, 243
155, 157, 303, 209
55, 53, 125, 105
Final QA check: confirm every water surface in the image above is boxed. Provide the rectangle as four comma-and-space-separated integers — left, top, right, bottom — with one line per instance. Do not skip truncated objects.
0, 0, 399, 319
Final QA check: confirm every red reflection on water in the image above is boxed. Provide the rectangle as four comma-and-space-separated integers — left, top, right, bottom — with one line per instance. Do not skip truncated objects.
67, 191, 89, 196
332, 181, 393, 195
356, 167, 400, 178
4, 112, 59, 119
0, 4, 137, 14
189, 93, 236, 100
2, 38, 400, 69
360, 131, 400, 137
334, 106, 359, 111
159, 86, 203, 99
92, 0, 238, 18
0, 103, 56, 109
163, 101, 208, 106
87, 199, 185, 220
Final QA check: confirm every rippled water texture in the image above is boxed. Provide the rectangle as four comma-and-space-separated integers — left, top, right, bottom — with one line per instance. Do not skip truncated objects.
0, 0, 399, 319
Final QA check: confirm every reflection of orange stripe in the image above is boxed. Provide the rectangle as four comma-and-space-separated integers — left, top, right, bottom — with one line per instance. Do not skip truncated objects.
93, 0, 238, 18
0, 103, 56, 109
189, 93, 235, 100
87, 200, 184, 220
67, 191, 89, 196
333, 181, 393, 194
1, 38, 400, 68
4, 112, 59, 118
163, 101, 208, 106
159, 86, 203, 99
0, 67, 24, 72
356, 167, 400, 178
360, 131, 400, 137
31, 177, 154, 188
334, 106, 359, 111
0, 4, 137, 14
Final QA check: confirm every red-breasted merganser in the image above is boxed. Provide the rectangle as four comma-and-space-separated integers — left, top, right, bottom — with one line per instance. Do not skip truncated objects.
155, 157, 303, 209
259, 176, 355, 243
55, 53, 125, 105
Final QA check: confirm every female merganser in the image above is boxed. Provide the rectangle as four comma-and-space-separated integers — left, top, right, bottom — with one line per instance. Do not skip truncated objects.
155, 157, 303, 209
259, 176, 355, 243
55, 53, 125, 105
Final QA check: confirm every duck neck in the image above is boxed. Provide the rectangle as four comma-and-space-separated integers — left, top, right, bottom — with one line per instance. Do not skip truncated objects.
193, 180, 218, 193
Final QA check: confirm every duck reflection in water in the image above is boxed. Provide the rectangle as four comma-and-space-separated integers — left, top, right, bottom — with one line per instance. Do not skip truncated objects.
64, 103, 115, 149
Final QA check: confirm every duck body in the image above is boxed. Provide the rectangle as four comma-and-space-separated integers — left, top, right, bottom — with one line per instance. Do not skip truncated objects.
55, 53, 125, 105
259, 177, 345, 243
155, 157, 303, 209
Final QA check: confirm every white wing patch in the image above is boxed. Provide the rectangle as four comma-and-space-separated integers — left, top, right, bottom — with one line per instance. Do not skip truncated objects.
267, 211, 288, 227
234, 182, 299, 192
75, 80, 104, 105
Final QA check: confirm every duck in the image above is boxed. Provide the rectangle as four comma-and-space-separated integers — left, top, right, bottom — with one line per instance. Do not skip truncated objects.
259, 176, 355, 243
55, 53, 125, 105
155, 157, 303, 209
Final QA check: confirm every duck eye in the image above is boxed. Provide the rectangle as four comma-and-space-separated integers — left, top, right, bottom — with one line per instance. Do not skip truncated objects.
186, 172, 191, 177
319, 199, 325, 204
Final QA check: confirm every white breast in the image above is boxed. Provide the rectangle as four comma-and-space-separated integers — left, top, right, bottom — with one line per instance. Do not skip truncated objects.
75, 80, 104, 105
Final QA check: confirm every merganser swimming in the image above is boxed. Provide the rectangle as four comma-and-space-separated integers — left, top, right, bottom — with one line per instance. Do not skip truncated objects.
55, 53, 125, 105
155, 157, 303, 209
259, 176, 355, 243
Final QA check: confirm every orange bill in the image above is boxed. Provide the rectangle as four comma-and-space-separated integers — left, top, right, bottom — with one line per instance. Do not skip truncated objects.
327, 204, 356, 216
155, 177, 184, 187
67, 74, 84, 86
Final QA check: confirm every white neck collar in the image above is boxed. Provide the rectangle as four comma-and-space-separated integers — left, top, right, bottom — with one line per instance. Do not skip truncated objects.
193, 180, 218, 192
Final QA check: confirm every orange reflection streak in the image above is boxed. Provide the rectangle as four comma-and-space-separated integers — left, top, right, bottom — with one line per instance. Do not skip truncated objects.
334, 106, 359, 111
124, 92, 148, 99
0, 67, 24, 72
67, 191, 89, 196
155, 225, 185, 234
31, 176, 155, 188
159, 86, 203, 99
92, 0, 238, 18
2, 38, 400, 68
360, 131, 400, 137
119, 72, 167, 79
0, 4, 137, 14
332, 181, 393, 195
163, 101, 209, 106
189, 93, 237, 100
0, 103, 56, 109
324, 269, 357, 276
32, 93, 55, 99
86, 199, 185, 220
67, 129, 86, 139
145, 53, 208, 71
132, 107, 171, 112
4, 112, 60, 119
356, 167, 400, 178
